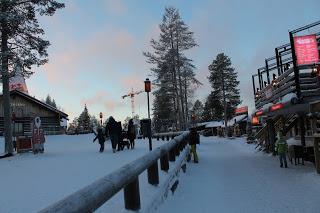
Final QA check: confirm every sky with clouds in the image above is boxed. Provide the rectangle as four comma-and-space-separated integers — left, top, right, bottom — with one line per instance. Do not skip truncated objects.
24, 0, 320, 123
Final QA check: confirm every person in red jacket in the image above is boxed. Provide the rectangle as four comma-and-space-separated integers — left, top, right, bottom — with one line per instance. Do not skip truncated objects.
32, 117, 45, 154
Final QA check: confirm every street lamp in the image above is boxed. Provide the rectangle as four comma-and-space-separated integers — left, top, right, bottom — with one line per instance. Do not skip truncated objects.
144, 78, 152, 151
99, 112, 103, 126
144, 78, 151, 118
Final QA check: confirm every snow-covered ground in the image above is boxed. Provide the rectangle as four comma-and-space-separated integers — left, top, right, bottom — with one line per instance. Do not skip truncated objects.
0, 134, 166, 212
156, 136, 320, 213
1, 135, 320, 213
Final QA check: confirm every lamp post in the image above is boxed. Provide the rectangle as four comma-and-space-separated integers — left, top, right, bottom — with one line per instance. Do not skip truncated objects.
144, 78, 152, 151
99, 112, 103, 126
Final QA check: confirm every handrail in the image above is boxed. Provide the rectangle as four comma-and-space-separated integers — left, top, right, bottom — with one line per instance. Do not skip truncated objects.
39, 132, 190, 213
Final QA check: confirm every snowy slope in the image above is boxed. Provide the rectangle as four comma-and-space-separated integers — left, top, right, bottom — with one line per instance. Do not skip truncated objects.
0, 134, 165, 213
155, 136, 320, 213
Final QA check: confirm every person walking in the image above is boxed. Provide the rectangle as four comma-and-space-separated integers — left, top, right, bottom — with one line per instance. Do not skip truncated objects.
106, 116, 118, 153
189, 128, 199, 163
127, 119, 136, 149
93, 128, 105, 152
276, 130, 288, 168
116, 121, 123, 151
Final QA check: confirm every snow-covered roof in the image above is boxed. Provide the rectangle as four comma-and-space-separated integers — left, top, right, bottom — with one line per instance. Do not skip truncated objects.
227, 114, 248, 126
205, 121, 223, 128
203, 114, 248, 128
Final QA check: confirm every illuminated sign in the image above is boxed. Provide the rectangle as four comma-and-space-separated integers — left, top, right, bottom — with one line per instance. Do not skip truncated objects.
235, 106, 248, 114
269, 103, 284, 112
294, 34, 319, 65
255, 110, 263, 116
252, 116, 259, 125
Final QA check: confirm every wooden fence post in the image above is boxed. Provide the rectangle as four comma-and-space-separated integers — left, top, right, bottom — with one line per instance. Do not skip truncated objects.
160, 150, 169, 171
124, 177, 141, 211
175, 145, 180, 156
169, 149, 175, 161
147, 161, 159, 185
314, 137, 320, 174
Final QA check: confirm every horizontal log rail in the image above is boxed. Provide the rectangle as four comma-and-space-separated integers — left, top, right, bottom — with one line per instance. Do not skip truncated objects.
39, 131, 190, 213
255, 68, 320, 108
153, 131, 185, 141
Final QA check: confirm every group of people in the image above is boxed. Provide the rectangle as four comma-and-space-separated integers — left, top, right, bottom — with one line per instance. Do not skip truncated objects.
93, 116, 136, 153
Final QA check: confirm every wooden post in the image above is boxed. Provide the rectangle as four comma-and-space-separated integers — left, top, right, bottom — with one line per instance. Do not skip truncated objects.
166, 135, 169, 141
124, 177, 140, 211
175, 145, 180, 156
160, 151, 169, 171
299, 115, 306, 147
314, 137, 320, 174
169, 149, 175, 161
267, 119, 276, 154
147, 161, 159, 185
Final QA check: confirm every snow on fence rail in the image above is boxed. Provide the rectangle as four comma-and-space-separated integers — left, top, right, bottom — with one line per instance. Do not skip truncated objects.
39, 132, 190, 213
153, 131, 184, 141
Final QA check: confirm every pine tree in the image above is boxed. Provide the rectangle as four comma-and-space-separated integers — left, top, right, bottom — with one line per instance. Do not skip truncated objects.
45, 95, 52, 105
0, 0, 64, 154
45, 95, 57, 108
78, 105, 91, 132
202, 92, 224, 122
144, 7, 198, 131
208, 53, 241, 133
191, 100, 204, 122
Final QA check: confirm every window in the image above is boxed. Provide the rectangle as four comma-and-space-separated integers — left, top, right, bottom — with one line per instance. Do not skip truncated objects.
12, 122, 23, 136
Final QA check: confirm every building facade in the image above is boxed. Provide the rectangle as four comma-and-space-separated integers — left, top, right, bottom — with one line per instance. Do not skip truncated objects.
0, 90, 68, 136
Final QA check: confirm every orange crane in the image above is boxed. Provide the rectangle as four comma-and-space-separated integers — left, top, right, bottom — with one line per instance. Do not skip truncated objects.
122, 88, 144, 118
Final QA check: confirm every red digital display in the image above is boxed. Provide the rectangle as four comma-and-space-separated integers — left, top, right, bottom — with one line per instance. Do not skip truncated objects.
294, 34, 319, 65
235, 106, 248, 114
270, 103, 284, 112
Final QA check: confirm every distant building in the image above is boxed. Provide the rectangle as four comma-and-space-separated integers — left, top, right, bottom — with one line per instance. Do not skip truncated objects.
0, 90, 68, 136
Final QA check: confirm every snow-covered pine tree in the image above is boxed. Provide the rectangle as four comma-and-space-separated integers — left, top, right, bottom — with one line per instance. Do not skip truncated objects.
45, 94, 57, 108
191, 100, 204, 122
144, 7, 198, 131
0, 0, 64, 154
78, 105, 91, 132
208, 53, 241, 133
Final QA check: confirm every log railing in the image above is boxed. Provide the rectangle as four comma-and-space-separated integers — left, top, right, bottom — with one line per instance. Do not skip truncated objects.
39, 132, 190, 213
153, 131, 184, 141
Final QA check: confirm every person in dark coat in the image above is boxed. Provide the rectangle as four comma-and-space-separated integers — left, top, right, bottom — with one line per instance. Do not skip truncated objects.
93, 128, 105, 152
106, 116, 118, 153
189, 128, 199, 163
116, 121, 123, 151
127, 119, 136, 149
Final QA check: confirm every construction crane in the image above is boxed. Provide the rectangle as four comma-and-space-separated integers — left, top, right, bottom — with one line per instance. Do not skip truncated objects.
122, 88, 144, 118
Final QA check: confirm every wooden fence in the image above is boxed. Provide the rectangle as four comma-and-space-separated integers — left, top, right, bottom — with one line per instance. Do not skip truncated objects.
39, 132, 190, 213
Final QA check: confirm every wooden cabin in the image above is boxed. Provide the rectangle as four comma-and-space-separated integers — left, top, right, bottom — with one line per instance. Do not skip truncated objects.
0, 90, 68, 136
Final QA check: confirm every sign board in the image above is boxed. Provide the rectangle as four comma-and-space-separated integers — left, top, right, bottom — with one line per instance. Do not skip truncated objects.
294, 34, 319, 65
235, 106, 248, 115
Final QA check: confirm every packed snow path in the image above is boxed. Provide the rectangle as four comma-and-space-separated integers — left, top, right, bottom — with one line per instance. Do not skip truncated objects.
156, 136, 320, 213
